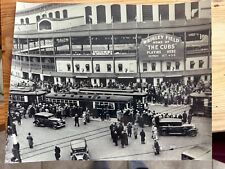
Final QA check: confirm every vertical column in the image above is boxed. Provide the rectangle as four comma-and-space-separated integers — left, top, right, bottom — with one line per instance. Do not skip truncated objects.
121, 4, 127, 23
153, 4, 159, 22
54, 77, 58, 84
92, 5, 97, 24
40, 74, 44, 81
28, 72, 32, 80
136, 5, 143, 22
106, 4, 112, 24
185, 2, 191, 20
169, 4, 175, 21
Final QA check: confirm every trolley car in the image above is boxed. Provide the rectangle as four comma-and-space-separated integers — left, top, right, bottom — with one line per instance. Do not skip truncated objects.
9, 87, 46, 106
45, 92, 133, 117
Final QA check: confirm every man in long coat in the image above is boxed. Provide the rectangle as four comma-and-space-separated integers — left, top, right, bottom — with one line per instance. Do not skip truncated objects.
140, 129, 145, 144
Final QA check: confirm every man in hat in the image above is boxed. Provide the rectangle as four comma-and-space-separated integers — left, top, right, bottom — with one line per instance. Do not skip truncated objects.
26, 133, 34, 148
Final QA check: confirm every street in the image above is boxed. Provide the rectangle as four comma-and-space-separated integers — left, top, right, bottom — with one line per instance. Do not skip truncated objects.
5, 104, 211, 162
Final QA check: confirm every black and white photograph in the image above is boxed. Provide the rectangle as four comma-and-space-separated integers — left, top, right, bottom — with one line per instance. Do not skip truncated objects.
5, 1, 212, 163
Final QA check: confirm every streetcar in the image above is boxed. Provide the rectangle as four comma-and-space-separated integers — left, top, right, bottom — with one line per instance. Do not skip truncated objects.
9, 87, 46, 106
189, 91, 211, 117
45, 93, 133, 117
70, 87, 147, 107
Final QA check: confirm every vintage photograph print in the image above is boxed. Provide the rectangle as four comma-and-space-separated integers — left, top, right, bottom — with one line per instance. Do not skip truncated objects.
5, 1, 211, 163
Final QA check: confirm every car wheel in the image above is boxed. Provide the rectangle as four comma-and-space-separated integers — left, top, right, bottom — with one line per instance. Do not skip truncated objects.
189, 130, 197, 137
34, 121, 40, 127
53, 125, 57, 130
161, 130, 167, 136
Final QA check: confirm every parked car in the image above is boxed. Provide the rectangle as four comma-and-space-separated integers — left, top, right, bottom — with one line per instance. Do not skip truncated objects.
70, 139, 90, 160
33, 112, 65, 129
158, 118, 198, 137
181, 144, 211, 160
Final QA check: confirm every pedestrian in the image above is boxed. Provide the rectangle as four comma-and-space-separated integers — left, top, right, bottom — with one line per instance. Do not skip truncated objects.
74, 114, 79, 127
140, 129, 145, 144
133, 123, 138, 139
26, 133, 34, 148
12, 122, 17, 136
127, 122, 132, 137
182, 111, 187, 123
121, 131, 125, 148
153, 140, 160, 155
188, 112, 193, 124
55, 146, 61, 160
113, 130, 118, 146
124, 131, 128, 146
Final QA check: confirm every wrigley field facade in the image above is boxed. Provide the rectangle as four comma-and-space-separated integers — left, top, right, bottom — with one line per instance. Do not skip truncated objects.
11, 1, 211, 86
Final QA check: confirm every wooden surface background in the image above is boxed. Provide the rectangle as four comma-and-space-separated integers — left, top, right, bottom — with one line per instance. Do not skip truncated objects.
0, 0, 222, 132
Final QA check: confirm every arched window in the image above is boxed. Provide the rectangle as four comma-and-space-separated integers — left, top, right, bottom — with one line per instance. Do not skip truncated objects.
36, 15, 41, 22
55, 11, 60, 19
142, 5, 153, 21
20, 18, 24, 25
25, 18, 29, 24
111, 4, 121, 22
126, 5, 136, 22
42, 14, 47, 18
39, 20, 52, 31
85, 6, 92, 24
97, 5, 106, 23
49, 12, 53, 18
63, 10, 68, 18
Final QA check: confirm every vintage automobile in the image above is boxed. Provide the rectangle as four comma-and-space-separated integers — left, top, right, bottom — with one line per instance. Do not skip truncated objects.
70, 139, 90, 160
33, 112, 65, 129
158, 118, 198, 137
181, 145, 211, 160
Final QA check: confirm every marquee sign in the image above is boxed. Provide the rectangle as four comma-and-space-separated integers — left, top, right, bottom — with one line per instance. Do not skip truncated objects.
139, 33, 184, 60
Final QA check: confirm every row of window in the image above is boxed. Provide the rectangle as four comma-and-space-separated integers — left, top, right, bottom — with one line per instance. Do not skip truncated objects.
68, 63, 127, 72
142, 60, 205, 71
85, 2, 199, 24
20, 10, 68, 25
19, 2, 199, 25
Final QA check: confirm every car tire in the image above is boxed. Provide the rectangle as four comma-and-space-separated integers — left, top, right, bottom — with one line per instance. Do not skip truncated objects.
189, 130, 197, 137
161, 130, 167, 136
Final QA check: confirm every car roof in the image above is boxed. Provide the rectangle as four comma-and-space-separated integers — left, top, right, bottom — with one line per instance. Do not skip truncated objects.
35, 112, 54, 117
71, 139, 86, 149
159, 118, 182, 123
182, 145, 211, 159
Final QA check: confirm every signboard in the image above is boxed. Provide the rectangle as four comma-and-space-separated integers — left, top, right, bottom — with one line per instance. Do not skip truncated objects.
139, 33, 184, 60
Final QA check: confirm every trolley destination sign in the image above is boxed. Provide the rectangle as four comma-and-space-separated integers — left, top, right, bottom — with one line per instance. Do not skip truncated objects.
139, 33, 184, 59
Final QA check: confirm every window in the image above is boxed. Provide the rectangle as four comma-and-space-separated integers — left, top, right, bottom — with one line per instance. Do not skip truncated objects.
143, 63, 147, 72
151, 62, 156, 71
142, 5, 153, 21
63, 10, 68, 18
175, 3, 185, 20
67, 64, 71, 71
159, 5, 169, 20
20, 18, 24, 25
36, 15, 41, 22
96, 64, 100, 72
85, 64, 90, 72
118, 64, 123, 72
42, 14, 47, 18
39, 20, 52, 30
190, 61, 195, 69
166, 62, 171, 70
75, 64, 80, 72
107, 64, 112, 72
127, 5, 136, 21
49, 12, 53, 18
175, 62, 180, 70
204, 75, 208, 81
199, 60, 204, 68
25, 18, 29, 24
85, 6, 92, 24
191, 2, 199, 19
55, 11, 60, 18
97, 5, 106, 23
111, 4, 121, 22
